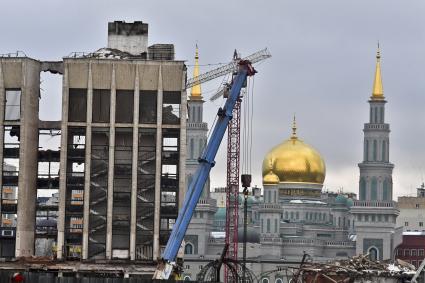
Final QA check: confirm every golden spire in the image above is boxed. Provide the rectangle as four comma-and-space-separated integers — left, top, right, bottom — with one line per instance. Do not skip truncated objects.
190, 44, 202, 100
291, 114, 298, 139
371, 43, 384, 100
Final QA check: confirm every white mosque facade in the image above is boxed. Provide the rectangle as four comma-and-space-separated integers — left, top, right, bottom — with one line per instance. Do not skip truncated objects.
182, 48, 403, 282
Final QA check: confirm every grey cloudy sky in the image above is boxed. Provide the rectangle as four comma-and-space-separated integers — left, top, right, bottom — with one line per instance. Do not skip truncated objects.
2, 0, 425, 198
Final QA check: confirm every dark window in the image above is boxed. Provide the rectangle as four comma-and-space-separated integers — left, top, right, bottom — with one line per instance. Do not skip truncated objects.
139, 91, 157, 124
65, 127, 85, 259
112, 128, 133, 253
369, 247, 378, 261
68, 89, 87, 122
136, 128, 156, 260
92, 89, 110, 123
184, 243, 193, 255
162, 91, 180, 124
88, 128, 109, 258
115, 90, 134, 123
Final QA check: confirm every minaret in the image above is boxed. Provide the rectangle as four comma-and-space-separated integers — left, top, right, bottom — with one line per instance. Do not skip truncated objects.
358, 45, 394, 201
185, 45, 210, 198
351, 46, 401, 261
184, 45, 217, 258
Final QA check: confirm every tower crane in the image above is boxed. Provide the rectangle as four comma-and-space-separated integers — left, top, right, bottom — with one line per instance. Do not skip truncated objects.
153, 48, 271, 280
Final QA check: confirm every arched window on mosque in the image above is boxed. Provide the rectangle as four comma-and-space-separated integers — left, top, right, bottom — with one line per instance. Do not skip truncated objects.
380, 107, 384, 123
188, 175, 193, 187
374, 107, 378, 123
368, 247, 379, 261
371, 178, 378, 201
373, 140, 378, 161
360, 178, 366, 200
199, 139, 204, 157
190, 138, 194, 159
382, 140, 386, 162
365, 140, 369, 161
383, 178, 390, 201
185, 243, 193, 255
370, 107, 373, 123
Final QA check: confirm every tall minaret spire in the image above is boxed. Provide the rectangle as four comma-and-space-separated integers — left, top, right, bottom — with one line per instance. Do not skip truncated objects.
190, 44, 202, 100
351, 46, 401, 261
358, 46, 393, 202
371, 43, 384, 100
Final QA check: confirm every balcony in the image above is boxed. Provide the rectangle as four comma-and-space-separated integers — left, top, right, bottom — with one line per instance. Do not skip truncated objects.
364, 124, 390, 131
352, 200, 397, 208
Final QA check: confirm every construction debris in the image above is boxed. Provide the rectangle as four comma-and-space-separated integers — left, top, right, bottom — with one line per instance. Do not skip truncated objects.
292, 254, 416, 283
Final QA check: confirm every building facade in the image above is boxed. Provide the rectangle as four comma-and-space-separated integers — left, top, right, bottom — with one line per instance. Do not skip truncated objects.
0, 21, 187, 262
397, 184, 425, 232
395, 232, 425, 269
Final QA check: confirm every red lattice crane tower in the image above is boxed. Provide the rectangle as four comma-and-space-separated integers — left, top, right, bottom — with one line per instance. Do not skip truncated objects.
185, 48, 270, 282
224, 98, 241, 282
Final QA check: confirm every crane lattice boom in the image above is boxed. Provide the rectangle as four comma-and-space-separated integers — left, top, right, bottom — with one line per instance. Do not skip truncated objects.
186, 48, 271, 88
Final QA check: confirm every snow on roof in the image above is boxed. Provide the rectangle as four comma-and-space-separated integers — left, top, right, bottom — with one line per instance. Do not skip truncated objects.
289, 199, 327, 205
211, 232, 225, 238
403, 231, 425, 236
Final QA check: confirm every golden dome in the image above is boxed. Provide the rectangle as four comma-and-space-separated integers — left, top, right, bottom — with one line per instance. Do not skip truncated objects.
263, 170, 280, 185
262, 119, 326, 185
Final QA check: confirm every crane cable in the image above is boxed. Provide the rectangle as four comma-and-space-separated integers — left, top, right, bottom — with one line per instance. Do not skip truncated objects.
242, 76, 255, 175
205, 72, 231, 152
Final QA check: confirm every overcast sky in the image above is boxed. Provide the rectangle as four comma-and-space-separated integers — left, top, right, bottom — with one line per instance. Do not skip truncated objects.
2, 0, 425, 199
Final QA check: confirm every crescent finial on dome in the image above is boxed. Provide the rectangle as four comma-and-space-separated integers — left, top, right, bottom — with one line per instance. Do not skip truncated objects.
291, 114, 297, 139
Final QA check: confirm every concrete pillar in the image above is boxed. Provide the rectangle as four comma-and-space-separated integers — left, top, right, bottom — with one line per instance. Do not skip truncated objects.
106, 64, 116, 259
15, 59, 40, 257
82, 62, 93, 259
178, 69, 187, 209
0, 61, 5, 215
153, 65, 163, 260
57, 63, 69, 259
130, 64, 140, 260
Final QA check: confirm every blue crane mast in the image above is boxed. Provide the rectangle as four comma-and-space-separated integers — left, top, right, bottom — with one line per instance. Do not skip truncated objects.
154, 60, 257, 279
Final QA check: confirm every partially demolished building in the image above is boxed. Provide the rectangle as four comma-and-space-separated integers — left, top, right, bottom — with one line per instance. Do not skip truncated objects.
0, 21, 187, 262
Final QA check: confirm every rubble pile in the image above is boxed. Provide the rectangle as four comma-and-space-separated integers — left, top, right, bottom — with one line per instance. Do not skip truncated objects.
294, 254, 417, 283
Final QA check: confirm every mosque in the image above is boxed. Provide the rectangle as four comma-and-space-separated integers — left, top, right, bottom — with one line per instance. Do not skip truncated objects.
183, 47, 403, 282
